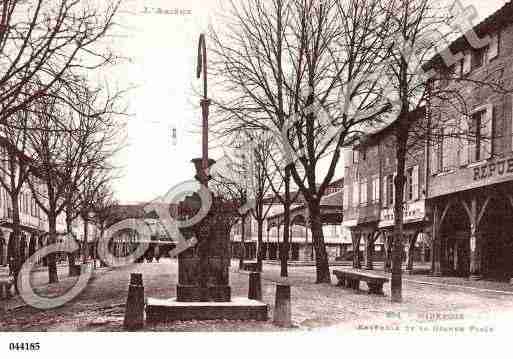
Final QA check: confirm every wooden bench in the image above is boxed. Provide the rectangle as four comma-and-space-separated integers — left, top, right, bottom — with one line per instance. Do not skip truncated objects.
0, 275, 14, 300
333, 269, 389, 295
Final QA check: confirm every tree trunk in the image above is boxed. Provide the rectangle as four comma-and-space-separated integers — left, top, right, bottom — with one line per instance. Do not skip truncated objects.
280, 166, 291, 277
256, 218, 264, 271
308, 199, 331, 284
11, 194, 22, 293
47, 214, 59, 284
65, 212, 77, 274
280, 201, 290, 277
391, 130, 407, 302
99, 227, 107, 267
351, 231, 362, 269
239, 214, 246, 270
82, 216, 89, 263
406, 235, 417, 272
384, 233, 392, 272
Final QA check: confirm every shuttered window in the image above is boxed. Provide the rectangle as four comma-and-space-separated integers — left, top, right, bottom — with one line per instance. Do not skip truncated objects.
353, 150, 359, 164
472, 46, 487, 70
352, 183, 359, 208
482, 104, 493, 159
405, 168, 413, 201
372, 176, 380, 203
410, 166, 420, 201
384, 174, 394, 207
382, 176, 388, 207
359, 179, 367, 206
459, 116, 470, 166
462, 53, 471, 75
405, 167, 419, 201
469, 105, 493, 162
343, 187, 350, 209
488, 31, 500, 61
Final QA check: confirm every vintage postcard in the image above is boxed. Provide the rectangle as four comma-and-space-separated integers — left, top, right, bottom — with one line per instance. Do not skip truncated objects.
0, 0, 512, 357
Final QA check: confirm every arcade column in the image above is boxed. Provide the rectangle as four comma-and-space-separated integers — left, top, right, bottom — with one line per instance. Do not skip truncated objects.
461, 196, 491, 280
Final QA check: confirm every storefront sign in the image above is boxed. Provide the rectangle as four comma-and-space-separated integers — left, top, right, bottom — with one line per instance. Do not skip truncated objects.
472, 157, 513, 181
379, 201, 426, 228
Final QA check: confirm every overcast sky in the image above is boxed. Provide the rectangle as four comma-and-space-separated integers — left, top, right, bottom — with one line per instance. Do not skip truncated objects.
110, 0, 509, 203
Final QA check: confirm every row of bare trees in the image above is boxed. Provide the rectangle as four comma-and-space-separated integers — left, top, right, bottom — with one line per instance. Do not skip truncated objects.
208, 0, 510, 302
0, 0, 125, 285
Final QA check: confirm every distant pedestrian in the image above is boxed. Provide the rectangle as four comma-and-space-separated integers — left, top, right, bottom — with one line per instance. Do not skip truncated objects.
8, 256, 14, 276
155, 246, 161, 263
8, 256, 20, 294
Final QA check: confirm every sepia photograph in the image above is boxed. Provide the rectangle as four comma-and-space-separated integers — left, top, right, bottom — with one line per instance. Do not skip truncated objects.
0, 0, 512, 357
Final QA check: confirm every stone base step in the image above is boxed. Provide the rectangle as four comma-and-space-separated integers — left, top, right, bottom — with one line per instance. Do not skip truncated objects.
145, 297, 268, 323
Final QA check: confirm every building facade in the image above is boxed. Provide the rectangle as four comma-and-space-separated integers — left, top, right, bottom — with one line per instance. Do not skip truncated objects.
342, 108, 430, 272
343, 2, 513, 281
230, 179, 349, 262
425, 2, 513, 280
0, 145, 97, 268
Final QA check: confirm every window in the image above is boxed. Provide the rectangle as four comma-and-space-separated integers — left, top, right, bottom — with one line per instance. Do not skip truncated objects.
405, 168, 413, 201
451, 60, 462, 78
352, 183, 359, 207
352, 150, 359, 164
462, 53, 471, 75
31, 198, 36, 217
359, 180, 367, 206
413, 166, 419, 200
472, 46, 488, 70
405, 167, 419, 201
432, 78, 440, 92
488, 31, 500, 61
469, 109, 491, 162
372, 176, 380, 203
430, 126, 443, 174
343, 188, 349, 209
383, 174, 394, 207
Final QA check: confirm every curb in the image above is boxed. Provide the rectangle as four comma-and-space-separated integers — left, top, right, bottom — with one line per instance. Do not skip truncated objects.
403, 278, 513, 296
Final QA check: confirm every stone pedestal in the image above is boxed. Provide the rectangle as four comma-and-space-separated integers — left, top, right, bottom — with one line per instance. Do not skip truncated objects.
145, 157, 268, 322
175, 185, 233, 302
177, 256, 231, 302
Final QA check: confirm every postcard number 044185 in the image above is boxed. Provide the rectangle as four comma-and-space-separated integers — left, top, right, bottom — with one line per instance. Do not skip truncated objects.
9, 342, 40, 351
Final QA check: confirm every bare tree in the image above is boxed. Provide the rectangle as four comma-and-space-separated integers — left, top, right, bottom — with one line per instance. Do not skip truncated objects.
90, 182, 117, 267
210, 0, 391, 283
0, 0, 123, 128
247, 132, 274, 271
261, 139, 303, 277
26, 81, 123, 283
63, 165, 114, 270
211, 173, 249, 269
210, 135, 255, 269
